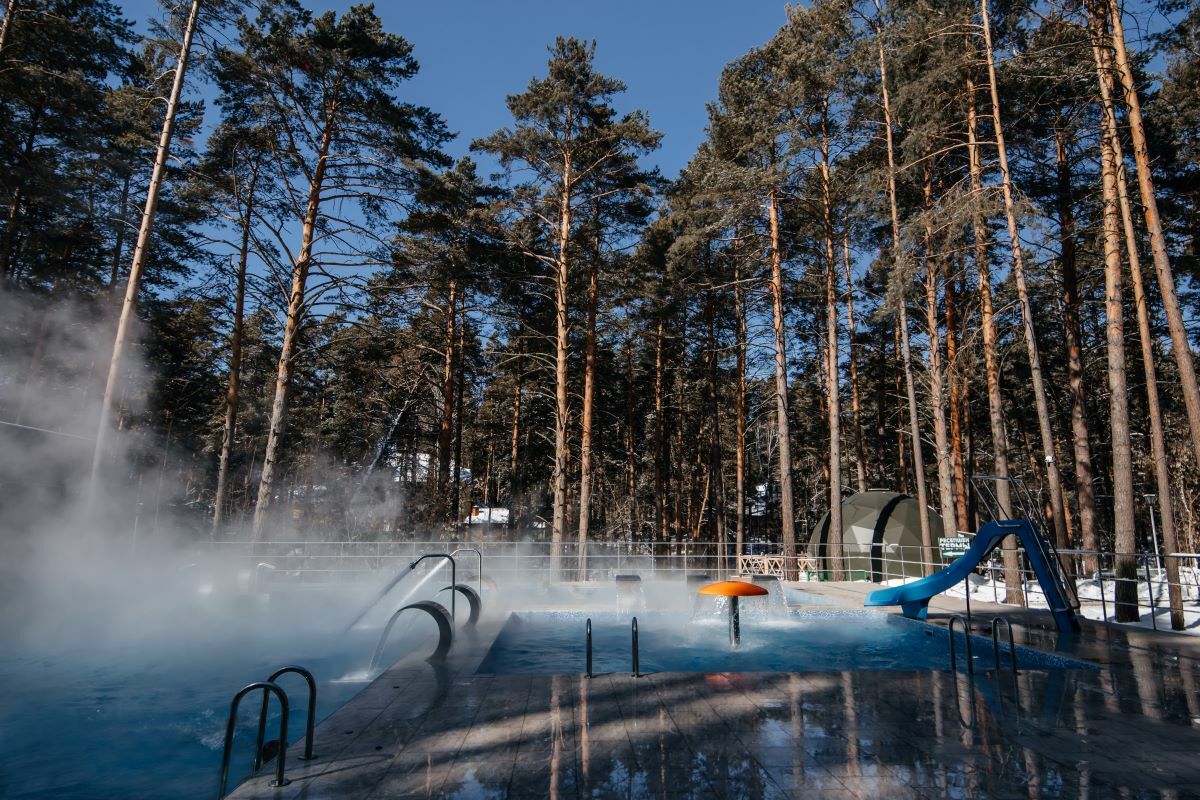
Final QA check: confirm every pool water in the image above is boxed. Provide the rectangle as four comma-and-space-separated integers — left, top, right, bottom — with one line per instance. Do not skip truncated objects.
0, 591, 446, 800
475, 610, 1097, 675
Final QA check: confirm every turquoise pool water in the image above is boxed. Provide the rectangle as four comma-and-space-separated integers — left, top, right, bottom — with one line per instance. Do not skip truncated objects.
475, 610, 1097, 675
0, 590, 444, 799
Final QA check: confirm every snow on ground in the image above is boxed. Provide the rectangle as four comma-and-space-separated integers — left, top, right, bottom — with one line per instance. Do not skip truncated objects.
871, 568, 1200, 634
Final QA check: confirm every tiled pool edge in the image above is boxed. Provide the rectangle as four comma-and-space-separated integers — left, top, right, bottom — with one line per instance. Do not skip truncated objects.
226, 616, 508, 799
226, 663, 1200, 800
226, 584, 1200, 800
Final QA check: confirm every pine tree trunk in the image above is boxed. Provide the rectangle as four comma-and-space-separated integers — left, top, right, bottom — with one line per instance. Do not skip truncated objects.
816, 306, 830, 498
706, 298, 727, 576
106, 173, 131, 291
1096, 73, 1139, 624
1116, 139, 1185, 630
875, 15, 933, 572
893, 321, 909, 496
767, 189, 798, 579
673, 310, 688, 546
980, 0, 1069, 551
966, 70, 1020, 600
213, 163, 258, 535
252, 126, 333, 543
624, 348, 638, 538
1104, 0, 1200, 473
734, 250, 747, 564
923, 169, 958, 533
654, 310, 668, 545
1092, 25, 1185, 628
550, 160, 573, 579
944, 259, 971, 534
437, 278, 458, 520
1055, 126, 1099, 567
820, 126, 844, 579
89, 0, 201, 505
843, 236, 868, 493
454, 304, 466, 532
577, 228, 600, 577
0, 0, 17, 58
509, 342, 522, 524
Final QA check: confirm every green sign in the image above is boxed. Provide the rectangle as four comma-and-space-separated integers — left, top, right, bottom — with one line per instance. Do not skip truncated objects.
940, 536, 971, 558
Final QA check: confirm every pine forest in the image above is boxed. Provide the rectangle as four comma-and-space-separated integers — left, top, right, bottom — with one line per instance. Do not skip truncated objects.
4, 0, 1200, 629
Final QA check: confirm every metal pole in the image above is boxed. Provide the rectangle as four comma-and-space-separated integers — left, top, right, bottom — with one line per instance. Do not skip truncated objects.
1099, 567, 1108, 624
586, 618, 593, 678
266, 666, 317, 761
219, 682, 290, 799
964, 574, 972, 627
729, 596, 741, 646
1145, 494, 1162, 569
631, 617, 640, 678
1144, 555, 1158, 631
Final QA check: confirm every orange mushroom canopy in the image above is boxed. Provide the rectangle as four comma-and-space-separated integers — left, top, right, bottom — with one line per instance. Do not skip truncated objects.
697, 580, 769, 597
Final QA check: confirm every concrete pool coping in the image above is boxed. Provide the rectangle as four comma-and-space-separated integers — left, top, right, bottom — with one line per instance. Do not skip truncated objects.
227, 581, 1200, 799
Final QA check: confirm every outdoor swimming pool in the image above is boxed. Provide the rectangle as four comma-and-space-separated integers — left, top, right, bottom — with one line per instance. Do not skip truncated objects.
475, 609, 1098, 674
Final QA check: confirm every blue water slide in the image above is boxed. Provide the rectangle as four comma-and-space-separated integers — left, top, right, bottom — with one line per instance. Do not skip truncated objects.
865, 519, 1080, 633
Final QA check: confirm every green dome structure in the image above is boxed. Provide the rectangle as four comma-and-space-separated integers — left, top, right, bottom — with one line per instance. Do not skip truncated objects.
810, 490, 946, 581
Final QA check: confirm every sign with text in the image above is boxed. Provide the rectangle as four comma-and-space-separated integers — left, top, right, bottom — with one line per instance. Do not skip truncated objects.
939, 536, 971, 558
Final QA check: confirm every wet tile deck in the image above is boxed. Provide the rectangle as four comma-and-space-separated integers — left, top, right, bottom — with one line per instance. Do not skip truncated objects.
228, 584, 1200, 799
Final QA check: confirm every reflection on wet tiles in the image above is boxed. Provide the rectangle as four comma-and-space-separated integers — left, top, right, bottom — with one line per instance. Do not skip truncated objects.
225, 604, 1200, 800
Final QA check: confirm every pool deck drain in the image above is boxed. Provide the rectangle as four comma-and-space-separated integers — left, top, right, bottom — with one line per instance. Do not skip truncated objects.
228, 583, 1200, 799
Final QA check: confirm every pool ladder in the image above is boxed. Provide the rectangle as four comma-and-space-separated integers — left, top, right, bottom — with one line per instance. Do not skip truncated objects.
583, 617, 641, 678
947, 615, 1019, 677
217, 665, 317, 799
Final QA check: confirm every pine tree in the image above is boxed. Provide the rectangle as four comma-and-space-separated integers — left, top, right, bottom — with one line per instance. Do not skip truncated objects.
475, 37, 659, 577
213, 2, 449, 541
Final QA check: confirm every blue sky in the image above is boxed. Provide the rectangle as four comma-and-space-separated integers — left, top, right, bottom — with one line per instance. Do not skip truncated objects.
123, 0, 795, 179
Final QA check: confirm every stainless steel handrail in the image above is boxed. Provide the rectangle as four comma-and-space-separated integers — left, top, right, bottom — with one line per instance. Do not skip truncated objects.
253, 562, 276, 593
990, 618, 1017, 676
449, 547, 482, 598
218, 681, 289, 798
948, 615, 974, 674
410, 554, 456, 620
344, 552, 455, 631
256, 666, 317, 764
369, 600, 454, 671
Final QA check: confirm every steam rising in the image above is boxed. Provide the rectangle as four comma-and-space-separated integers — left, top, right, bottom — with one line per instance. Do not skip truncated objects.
0, 291, 261, 650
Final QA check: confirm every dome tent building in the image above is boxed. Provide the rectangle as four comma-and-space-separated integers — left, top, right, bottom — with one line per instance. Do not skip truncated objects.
809, 490, 945, 581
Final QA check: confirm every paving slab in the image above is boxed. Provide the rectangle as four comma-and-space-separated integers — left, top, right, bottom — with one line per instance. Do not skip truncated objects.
228, 587, 1200, 800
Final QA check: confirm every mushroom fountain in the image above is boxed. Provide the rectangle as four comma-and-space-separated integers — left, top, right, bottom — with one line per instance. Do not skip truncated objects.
697, 580, 770, 646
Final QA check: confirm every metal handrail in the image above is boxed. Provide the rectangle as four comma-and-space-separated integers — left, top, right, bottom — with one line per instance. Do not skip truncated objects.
631, 617, 640, 678
218, 682, 289, 799
369, 600, 454, 672
449, 547, 482, 598
947, 615, 974, 674
253, 562, 276, 593
410, 554, 456, 620
344, 552, 455, 631
585, 618, 592, 678
990, 618, 1018, 676
211, 539, 1200, 631
256, 666, 317, 765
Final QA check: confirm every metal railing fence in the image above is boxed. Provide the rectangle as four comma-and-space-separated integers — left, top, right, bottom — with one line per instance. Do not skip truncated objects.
208, 537, 1200, 631
209, 538, 766, 584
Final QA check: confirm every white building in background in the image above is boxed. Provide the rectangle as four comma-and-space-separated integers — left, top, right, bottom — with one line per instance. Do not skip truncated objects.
395, 452, 471, 485
463, 506, 509, 526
